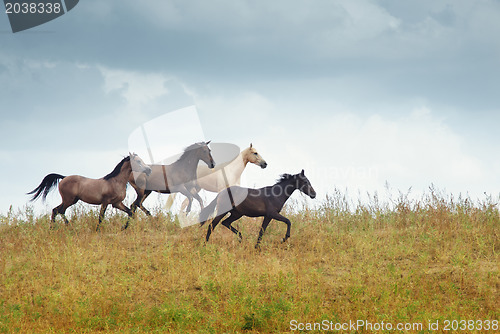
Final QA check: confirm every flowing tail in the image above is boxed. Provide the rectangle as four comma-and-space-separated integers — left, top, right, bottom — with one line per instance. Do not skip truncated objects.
27, 173, 65, 202
199, 196, 218, 226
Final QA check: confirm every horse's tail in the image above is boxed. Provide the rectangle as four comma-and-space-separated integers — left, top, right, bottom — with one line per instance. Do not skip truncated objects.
27, 173, 66, 202
199, 196, 218, 226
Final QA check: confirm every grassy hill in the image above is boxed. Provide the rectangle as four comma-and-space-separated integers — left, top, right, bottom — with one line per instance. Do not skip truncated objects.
0, 190, 498, 333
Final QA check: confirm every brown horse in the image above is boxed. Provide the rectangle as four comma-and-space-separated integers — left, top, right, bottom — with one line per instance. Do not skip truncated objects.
199, 170, 316, 248
28, 153, 152, 230
130, 141, 215, 215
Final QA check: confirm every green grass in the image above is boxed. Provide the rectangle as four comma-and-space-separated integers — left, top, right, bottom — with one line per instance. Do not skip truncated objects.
0, 190, 498, 333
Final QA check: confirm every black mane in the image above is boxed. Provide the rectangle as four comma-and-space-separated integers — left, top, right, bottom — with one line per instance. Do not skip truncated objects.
103, 156, 130, 180
276, 173, 296, 185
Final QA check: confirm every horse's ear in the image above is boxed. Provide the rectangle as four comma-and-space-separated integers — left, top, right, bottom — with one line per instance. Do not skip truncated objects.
206, 140, 211, 145
250, 143, 252, 148
301, 169, 305, 176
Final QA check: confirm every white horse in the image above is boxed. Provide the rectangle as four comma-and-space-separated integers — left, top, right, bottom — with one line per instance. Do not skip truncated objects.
168, 144, 267, 211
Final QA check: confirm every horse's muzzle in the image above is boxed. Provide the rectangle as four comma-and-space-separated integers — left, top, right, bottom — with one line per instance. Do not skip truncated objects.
260, 161, 268, 169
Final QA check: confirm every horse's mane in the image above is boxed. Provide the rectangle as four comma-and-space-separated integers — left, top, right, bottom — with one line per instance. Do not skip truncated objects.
276, 173, 295, 185
103, 156, 130, 180
179, 142, 206, 160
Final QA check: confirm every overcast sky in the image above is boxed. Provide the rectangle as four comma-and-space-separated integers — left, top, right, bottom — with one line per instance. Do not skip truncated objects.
1, 0, 499, 215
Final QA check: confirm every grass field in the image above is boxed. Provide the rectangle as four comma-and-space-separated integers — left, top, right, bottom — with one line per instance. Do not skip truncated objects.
0, 189, 499, 333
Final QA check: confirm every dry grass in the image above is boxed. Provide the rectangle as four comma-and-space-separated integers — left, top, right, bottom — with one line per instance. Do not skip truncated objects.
0, 189, 499, 333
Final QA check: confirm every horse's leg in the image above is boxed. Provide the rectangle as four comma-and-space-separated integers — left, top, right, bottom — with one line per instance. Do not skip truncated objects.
178, 187, 194, 213
61, 212, 70, 225
192, 191, 205, 210
130, 190, 141, 213
165, 193, 176, 211
112, 202, 133, 230
220, 212, 243, 240
51, 204, 62, 222
186, 196, 193, 213
96, 204, 107, 231
62, 197, 79, 225
181, 187, 202, 211
205, 213, 226, 242
269, 213, 292, 243
255, 217, 272, 248
131, 188, 142, 214
180, 197, 189, 212
51, 198, 75, 228
51, 204, 63, 229
139, 190, 153, 216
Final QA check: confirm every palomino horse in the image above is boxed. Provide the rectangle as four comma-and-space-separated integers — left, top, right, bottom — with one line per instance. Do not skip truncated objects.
130, 141, 215, 215
170, 143, 267, 212
28, 153, 152, 230
199, 170, 316, 248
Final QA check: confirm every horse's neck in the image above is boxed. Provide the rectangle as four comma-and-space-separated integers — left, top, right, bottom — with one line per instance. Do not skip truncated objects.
239, 151, 250, 168
174, 151, 200, 174
112, 163, 131, 185
240, 149, 251, 166
272, 179, 297, 207
224, 152, 247, 183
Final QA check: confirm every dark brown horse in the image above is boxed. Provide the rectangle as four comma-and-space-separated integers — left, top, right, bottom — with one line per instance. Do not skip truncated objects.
175, 143, 268, 212
28, 153, 152, 230
130, 141, 215, 215
199, 170, 316, 247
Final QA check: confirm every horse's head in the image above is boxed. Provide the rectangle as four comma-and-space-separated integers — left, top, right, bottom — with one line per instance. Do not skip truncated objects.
198, 141, 216, 169
245, 143, 267, 169
130, 153, 152, 176
296, 170, 316, 199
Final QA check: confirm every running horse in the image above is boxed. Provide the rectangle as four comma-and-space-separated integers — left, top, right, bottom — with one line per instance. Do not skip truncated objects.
199, 170, 316, 248
28, 153, 152, 230
130, 141, 216, 215
169, 143, 267, 212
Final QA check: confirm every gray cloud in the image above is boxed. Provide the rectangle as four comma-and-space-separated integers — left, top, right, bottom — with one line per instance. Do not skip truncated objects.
1, 0, 499, 213
2, 1, 499, 84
